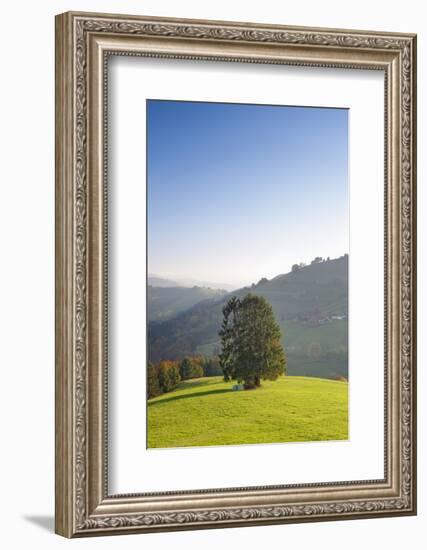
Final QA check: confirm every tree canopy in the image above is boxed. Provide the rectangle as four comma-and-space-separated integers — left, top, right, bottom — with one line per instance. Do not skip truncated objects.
179, 356, 204, 380
219, 294, 286, 389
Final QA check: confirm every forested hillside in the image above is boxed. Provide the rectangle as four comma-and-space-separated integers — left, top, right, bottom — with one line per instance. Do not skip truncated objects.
148, 255, 348, 379
148, 285, 226, 321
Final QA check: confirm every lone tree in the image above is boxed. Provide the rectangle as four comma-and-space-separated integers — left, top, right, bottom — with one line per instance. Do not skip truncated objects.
219, 294, 286, 389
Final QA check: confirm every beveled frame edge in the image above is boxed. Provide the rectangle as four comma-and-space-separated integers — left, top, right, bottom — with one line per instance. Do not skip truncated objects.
55, 11, 417, 538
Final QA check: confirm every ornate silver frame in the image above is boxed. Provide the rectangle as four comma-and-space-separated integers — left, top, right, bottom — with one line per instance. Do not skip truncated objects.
55, 11, 417, 537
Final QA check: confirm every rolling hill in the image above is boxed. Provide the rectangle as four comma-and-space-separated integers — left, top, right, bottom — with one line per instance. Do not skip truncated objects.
148, 285, 227, 322
148, 255, 348, 379
148, 274, 237, 291
148, 276, 181, 288
147, 376, 348, 448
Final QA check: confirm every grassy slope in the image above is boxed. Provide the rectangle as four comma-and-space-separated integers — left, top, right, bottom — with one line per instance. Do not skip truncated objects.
148, 376, 348, 449
281, 320, 348, 353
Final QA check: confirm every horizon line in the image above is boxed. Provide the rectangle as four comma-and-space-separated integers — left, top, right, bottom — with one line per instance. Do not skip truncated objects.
149, 252, 349, 290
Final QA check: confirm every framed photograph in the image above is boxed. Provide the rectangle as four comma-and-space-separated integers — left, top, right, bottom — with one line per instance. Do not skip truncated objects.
55, 11, 417, 537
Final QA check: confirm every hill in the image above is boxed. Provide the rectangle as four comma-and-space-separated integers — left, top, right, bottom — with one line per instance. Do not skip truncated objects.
147, 376, 348, 448
148, 285, 227, 322
148, 274, 237, 291
257, 255, 348, 317
148, 255, 348, 378
148, 275, 181, 288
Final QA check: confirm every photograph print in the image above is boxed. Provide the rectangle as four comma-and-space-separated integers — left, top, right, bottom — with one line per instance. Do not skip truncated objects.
146, 99, 349, 449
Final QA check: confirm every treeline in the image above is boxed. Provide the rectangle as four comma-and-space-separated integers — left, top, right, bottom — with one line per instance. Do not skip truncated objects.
147, 355, 222, 399
291, 253, 348, 272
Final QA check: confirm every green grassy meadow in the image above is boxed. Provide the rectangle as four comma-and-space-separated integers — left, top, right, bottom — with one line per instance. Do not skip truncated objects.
147, 376, 348, 448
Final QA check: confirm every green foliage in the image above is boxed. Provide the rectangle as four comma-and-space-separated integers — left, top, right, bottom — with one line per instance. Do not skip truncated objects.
149, 355, 217, 399
157, 361, 181, 393
219, 294, 286, 389
168, 363, 181, 388
179, 357, 192, 380
157, 363, 171, 393
191, 362, 204, 379
147, 361, 161, 399
147, 376, 348, 448
179, 356, 204, 380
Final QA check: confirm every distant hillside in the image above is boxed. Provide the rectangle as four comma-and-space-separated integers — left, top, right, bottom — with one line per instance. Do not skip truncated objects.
148, 274, 237, 291
148, 255, 348, 379
148, 285, 227, 322
173, 278, 238, 291
148, 276, 181, 288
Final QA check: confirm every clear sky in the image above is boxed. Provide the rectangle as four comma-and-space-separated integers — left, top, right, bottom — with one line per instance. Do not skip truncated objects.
147, 100, 348, 288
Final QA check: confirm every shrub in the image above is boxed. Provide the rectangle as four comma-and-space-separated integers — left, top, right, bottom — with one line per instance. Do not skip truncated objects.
147, 361, 161, 399
157, 361, 181, 393
179, 356, 204, 380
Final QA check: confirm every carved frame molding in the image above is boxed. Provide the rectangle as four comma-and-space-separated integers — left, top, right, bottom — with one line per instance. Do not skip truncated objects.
55, 11, 416, 537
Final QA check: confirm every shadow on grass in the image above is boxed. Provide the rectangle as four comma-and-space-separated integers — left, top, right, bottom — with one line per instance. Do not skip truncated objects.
149, 388, 232, 406
178, 379, 209, 389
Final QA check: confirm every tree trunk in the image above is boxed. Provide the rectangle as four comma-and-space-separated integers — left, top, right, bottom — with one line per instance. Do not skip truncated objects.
244, 375, 260, 390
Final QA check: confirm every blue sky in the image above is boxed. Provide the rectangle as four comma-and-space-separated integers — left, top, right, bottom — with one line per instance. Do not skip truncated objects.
147, 100, 348, 287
